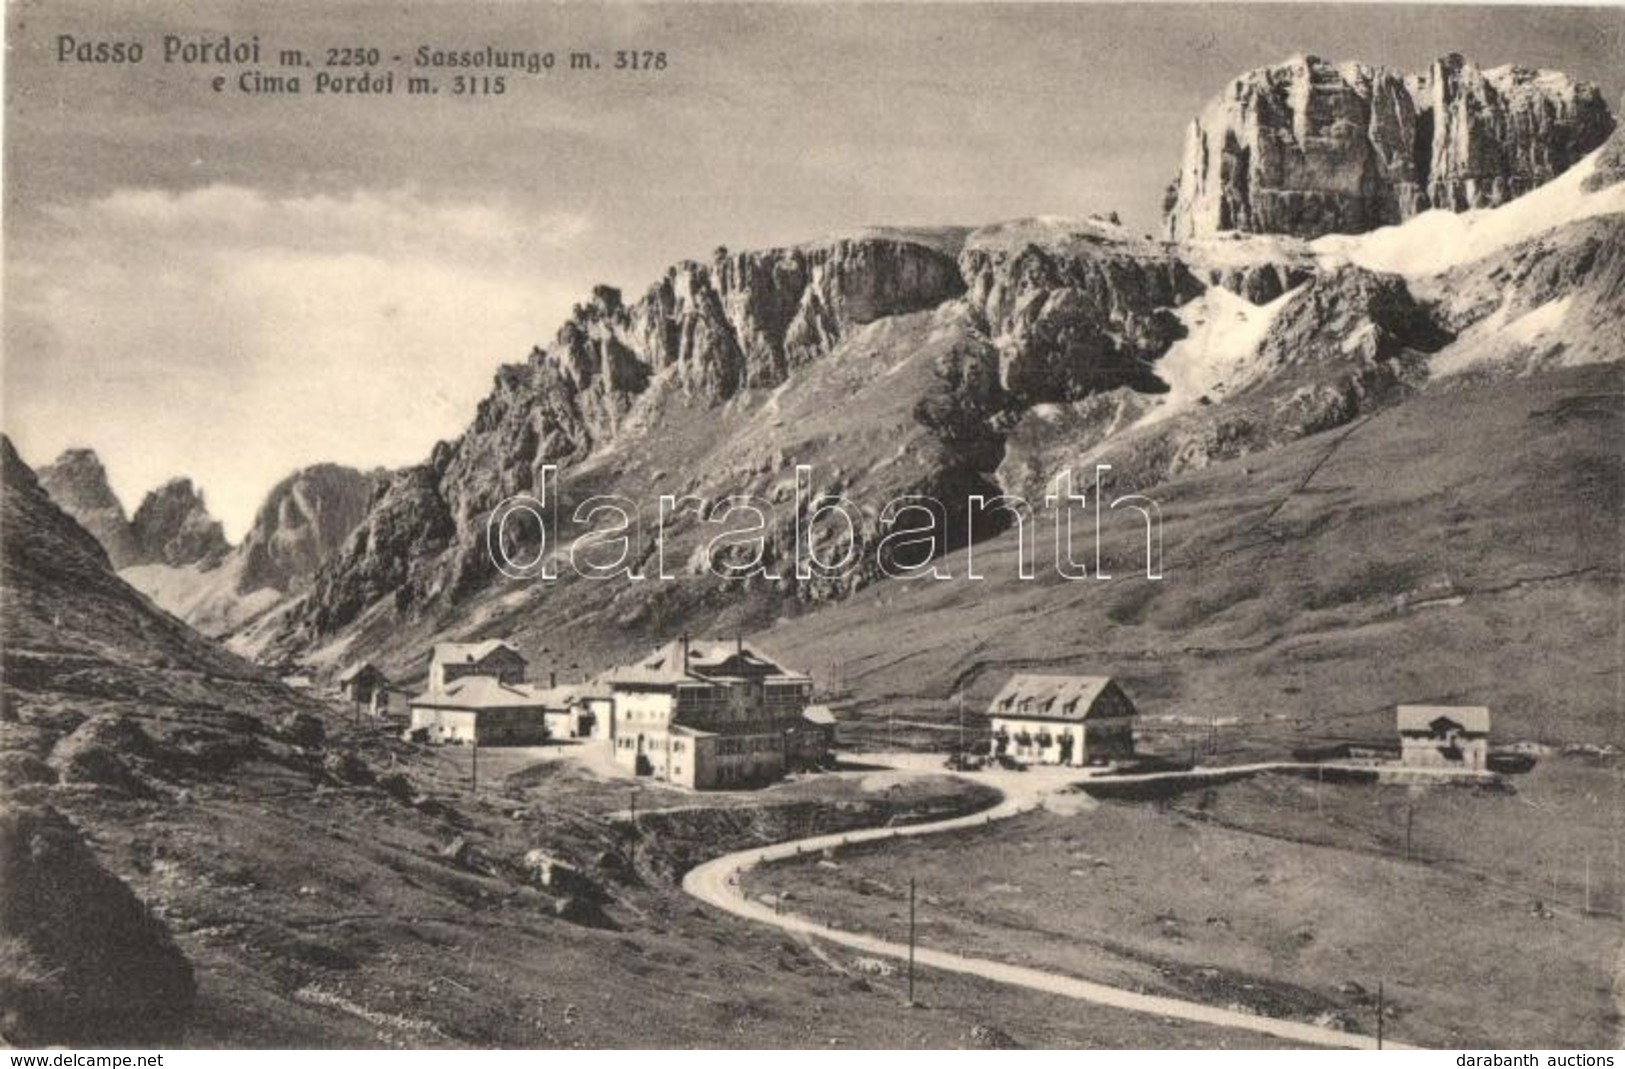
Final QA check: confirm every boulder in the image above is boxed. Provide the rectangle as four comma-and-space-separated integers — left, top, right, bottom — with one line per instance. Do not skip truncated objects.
0, 803, 195, 1045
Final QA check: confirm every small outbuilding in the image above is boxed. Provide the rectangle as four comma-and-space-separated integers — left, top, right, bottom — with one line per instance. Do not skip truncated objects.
1397, 705, 1490, 770
787, 704, 837, 768
429, 640, 527, 690
337, 661, 390, 707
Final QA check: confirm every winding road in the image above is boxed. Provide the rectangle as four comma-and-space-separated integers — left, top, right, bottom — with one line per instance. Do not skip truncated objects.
682, 757, 1412, 1049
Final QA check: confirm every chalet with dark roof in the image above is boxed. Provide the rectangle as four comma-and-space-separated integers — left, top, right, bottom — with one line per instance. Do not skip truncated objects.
986, 674, 1137, 767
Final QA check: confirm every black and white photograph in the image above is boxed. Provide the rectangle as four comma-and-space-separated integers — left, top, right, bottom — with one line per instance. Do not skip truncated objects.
1, 0, 1621, 1054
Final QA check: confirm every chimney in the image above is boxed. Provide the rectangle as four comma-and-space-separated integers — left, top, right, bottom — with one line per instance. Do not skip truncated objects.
737, 633, 744, 657
550, 670, 557, 689
681, 632, 691, 670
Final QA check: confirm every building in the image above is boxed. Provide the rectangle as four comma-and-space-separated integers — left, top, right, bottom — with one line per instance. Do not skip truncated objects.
1397, 705, 1490, 770
788, 705, 837, 768
987, 674, 1137, 767
549, 681, 613, 740
336, 661, 390, 707
429, 640, 527, 691
407, 676, 551, 746
526, 683, 611, 741
601, 637, 815, 789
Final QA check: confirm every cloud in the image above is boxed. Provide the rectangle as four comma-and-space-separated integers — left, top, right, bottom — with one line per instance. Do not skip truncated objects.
5, 185, 588, 541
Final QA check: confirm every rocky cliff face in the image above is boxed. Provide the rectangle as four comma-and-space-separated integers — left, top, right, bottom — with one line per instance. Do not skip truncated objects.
957, 219, 1204, 401
37, 449, 138, 567
35, 451, 234, 571
1164, 54, 1614, 240
236, 464, 381, 595
278, 75, 1621, 667
129, 479, 230, 569
299, 236, 969, 633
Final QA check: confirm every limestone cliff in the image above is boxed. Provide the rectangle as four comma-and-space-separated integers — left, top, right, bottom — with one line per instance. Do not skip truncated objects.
129, 479, 230, 569
36, 451, 232, 570
236, 464, 382, 595
1163, 54, 1614, 240
36, 449, 138, 567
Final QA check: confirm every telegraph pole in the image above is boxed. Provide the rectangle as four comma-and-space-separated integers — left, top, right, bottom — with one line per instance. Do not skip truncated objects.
907, 877, 917, 1006
956, 692, 965, 757
1376, 981, 1384, 1049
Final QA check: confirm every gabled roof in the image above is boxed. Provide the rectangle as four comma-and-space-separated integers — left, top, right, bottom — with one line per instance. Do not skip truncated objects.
599, 640, 701, 686
555, 681, 613, 702
432, 640, 525, 667
1397, 705, 1490, 735
409, 676, 558, 711
986, 674, 1132, 721
600, 638, 809, 688
337, 661, 386, 683
802, 705, 837, 726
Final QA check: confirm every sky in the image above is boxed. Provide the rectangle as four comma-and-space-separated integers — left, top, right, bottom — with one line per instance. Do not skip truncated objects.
4, 0, 1622, 539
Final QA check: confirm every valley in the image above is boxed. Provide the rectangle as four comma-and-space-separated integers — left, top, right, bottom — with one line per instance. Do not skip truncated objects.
4, 39, 1622, 1052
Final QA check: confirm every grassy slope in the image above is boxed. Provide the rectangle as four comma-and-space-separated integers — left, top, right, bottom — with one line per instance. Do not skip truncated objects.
759, 362, 1623, 749
744, 763, 1623, 1048
32, 723, 1295, 1048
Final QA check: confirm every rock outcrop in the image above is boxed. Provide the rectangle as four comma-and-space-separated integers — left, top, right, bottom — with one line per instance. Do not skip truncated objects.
0, 436, 252, 691
129, 478, 230, 568
36, 451, 234, 570
1164, 54, 1614, 240
299, 236, 967, 632
236, 464, 381, 595
278, 76, 1620, 660
37, 449, 138, 567
958, 219, 1203, 401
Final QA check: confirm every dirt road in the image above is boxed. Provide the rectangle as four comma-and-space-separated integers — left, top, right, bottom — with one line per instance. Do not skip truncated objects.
682, 756, 1412, 1049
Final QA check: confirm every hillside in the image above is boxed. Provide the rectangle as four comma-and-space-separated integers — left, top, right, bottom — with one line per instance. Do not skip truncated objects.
759, 360, 1621, 746
261, 122, 1621, 755
31, 448, 383, 643
7, 438, 1244, 1048
3, 46, 1621, 1051
120, 463, 383, 643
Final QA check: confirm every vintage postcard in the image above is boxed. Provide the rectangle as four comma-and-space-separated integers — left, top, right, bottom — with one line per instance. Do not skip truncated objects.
2, 0, 1621, 1054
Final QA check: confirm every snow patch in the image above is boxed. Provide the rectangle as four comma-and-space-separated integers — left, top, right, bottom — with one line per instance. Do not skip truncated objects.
1313, 149, 1625, 280
1138, 284, 1298, 427
1431, 294, 1574, 378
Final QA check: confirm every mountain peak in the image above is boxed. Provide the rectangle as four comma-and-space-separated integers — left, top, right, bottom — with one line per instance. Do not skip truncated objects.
130, 477, 230, 569
37, 447, 137, 567
1164, 53, 1615, 240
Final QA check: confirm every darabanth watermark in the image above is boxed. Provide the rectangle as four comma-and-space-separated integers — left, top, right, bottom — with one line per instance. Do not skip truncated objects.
486, 463, 1162, 584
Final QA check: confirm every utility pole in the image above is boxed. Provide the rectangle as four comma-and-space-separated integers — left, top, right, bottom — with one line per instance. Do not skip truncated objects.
907, 877, 917, 1007
1376, 981, 1384, 1049
956, 692, 964, 757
